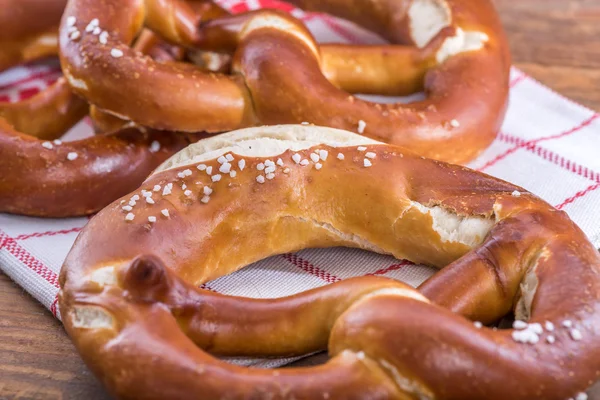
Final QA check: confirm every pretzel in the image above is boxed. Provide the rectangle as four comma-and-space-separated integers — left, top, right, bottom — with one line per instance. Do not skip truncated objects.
0, 5, 220, 217
0, 0, 68, 71
59, 125, 598, 399
59, 0, 509, 164
0, 78, 87, 140
0, 37, 199, 217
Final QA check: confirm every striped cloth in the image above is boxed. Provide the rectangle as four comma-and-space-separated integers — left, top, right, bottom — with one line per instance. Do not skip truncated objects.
1, 0, 600, 368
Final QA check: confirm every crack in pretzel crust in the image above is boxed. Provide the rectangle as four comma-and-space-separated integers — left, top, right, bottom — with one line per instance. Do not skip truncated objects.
59, 0, 510, 164
59, 125, 600, 400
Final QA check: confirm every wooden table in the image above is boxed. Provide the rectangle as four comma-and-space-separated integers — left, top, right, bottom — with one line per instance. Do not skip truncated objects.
2, 1, 600, 398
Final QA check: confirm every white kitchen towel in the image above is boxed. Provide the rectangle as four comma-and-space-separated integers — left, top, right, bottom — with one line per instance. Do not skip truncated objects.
1, 0, 599, 369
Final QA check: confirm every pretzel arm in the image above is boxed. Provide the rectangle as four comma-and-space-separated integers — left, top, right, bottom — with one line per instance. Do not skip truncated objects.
117, 257, 421, 357
0, 78, 87, 140
0, 0, 67, 71
320, 40, 448, 96
0, 121, 195, 217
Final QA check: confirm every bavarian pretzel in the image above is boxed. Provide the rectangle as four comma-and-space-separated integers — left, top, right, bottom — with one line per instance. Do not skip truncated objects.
59, 0, 510, 164
0, 4, 217, 217
0, 0, 67, 71
60, 125, 598, 399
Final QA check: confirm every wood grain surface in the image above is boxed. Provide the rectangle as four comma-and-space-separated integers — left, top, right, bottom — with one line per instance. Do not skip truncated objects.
1, 1, 600, 399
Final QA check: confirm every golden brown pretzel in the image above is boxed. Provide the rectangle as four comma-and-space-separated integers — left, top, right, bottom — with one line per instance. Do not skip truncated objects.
59, 0, 510, 163
0, 119, 197, 217
0, 78, 87, 140
60, 125, 598, 399
0, 0, 67, 71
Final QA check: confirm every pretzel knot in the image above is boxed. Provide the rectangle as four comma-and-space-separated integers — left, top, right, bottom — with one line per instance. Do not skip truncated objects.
59, 0, 510, 164
60, 125, 599, 400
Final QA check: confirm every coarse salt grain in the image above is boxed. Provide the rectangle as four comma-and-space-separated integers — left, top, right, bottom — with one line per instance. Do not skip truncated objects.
357, 146, 367, 152
203, 186, 213, 195
301, 121, 310, 125
283, 168, 290, 174
219, 163, 231, 174
184, 190, 192, 197
197, 164, 207, 171
276, 158, 284, 166
181, 183, 187, 191
201, 196, 210, 204
69, 30, 81, 40
161, 209, 169, 217
86, 18, 99, 31
211, 174, 222, 182
511, 329, 539, 344
257, 163, 265, 171
148, 216, 156, 223
149, 141, 160, 153
545, 321, 555, 332
266, 173, 275, 180
99, 31, 108, 45
225, 154, 234, 162
53, 139, 62, 145
363, 159, 372, 168
292, 154, 301, 164
474, 321, 483, 329
570, 329, 582, 341
576, 393, 588, 400
125, 213, 135, 221
512, 190, 521, 197
67, 152, 78, 161
162, 183, 173, 196
310, 153, 320, 163
357, 120, 366, 134
238, 159, 246, 170
110, 48, 124, 58
365, 152, 376, 159
300, 159, 309, 166
562, 320, 573, 328
145, 197, 155, 204
513, 320, 528, 330
217, 156, 227, 164
265, 166, 276, 174
450, 119, 460, 128
206, 166, 213, 175
529, 323, 543, 335
230, 170, 237, 178
319, 150, 328, 161
153, 185, 161, 192
265, 160, 275, 167
42, 142, 53, 149
122, 205, 132, 211
315, 163, 322, 170
92, 27, 101, 35
337, 153, 345, 160
66, 16, 76, 26
256, 175, 265, 184
546, 335, 555, 344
